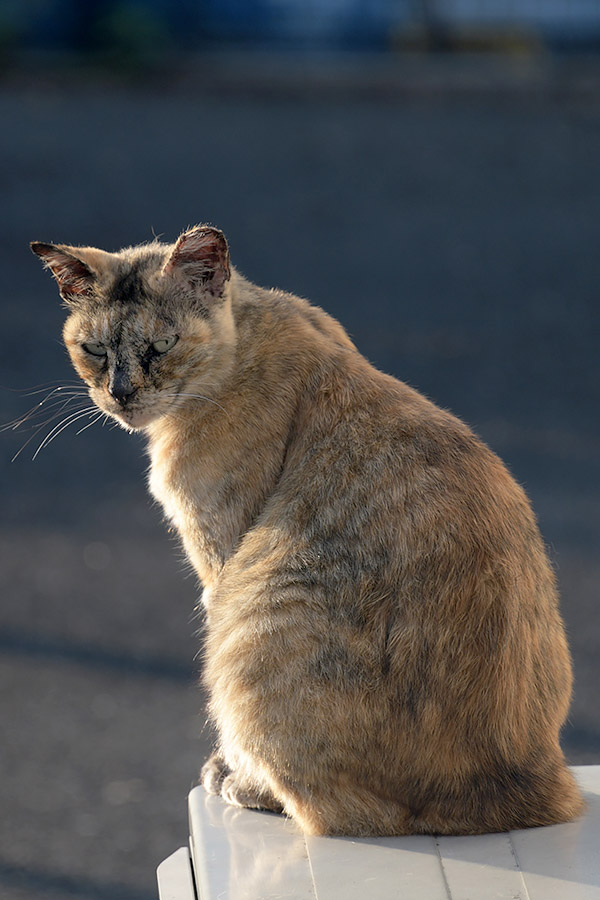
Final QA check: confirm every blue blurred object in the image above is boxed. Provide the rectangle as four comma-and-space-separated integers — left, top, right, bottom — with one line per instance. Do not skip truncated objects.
432, 0, 600, 51
1, 0, 600, 55
199, 0, 407, 48
0, 0, 197, 53
3, 0, 106, 50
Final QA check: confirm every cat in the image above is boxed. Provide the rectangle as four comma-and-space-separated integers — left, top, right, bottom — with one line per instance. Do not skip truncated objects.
31, 225, 584, 836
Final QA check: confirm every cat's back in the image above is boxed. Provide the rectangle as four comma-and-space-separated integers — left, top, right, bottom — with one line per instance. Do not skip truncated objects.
207, 273, 582, 836
277, 340, 534, 560
228, 277, 548, 595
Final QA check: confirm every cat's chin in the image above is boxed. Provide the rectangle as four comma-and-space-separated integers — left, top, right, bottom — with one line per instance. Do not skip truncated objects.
109, 407, 161, 431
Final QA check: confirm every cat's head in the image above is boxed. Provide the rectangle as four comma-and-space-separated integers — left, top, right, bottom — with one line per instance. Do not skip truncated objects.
31, 226, 236, 431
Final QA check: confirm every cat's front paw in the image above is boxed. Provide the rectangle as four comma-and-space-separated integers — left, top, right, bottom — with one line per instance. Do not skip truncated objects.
201, 753, 231, 795
221, 773, 284, 814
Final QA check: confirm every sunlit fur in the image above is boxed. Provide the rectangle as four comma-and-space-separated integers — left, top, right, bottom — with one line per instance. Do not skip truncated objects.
40, 241, 234, 432
33, 226, 584, 837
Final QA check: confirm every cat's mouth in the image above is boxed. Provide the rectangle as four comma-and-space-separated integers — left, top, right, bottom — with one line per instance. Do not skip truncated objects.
91, 380, 194, 431
89, 392, 157, 431
101, 390, 184, 431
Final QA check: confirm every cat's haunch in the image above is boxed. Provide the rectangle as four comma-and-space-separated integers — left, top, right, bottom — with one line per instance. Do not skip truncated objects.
32, 226, 584, 836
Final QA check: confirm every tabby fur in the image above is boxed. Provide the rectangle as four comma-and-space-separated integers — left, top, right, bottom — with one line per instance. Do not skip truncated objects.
31, 226, 584, 836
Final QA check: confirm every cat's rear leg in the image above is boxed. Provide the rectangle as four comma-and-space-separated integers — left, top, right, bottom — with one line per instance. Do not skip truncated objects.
205, 757, 414, 833
275, 780, 414, 836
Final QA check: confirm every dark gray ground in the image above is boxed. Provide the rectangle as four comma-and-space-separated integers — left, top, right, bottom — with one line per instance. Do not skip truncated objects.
1, 55, 599, 900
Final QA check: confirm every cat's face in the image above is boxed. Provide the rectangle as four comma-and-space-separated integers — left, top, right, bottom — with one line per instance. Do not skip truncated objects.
32, 227, 235, 431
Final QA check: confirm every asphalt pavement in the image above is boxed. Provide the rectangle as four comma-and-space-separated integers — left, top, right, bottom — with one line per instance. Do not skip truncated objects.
1, 54, 599, 900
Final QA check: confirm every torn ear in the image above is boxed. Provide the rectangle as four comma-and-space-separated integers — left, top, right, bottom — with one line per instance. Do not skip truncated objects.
163, 226, 230, 300
30, 242, 96, 303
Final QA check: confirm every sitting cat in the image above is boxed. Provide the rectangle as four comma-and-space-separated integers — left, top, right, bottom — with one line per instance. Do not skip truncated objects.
31, 225, 584, 836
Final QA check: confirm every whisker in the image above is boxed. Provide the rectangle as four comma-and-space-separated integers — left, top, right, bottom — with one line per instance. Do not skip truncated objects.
3, 401, 60, 433
21, 383, 87, 398
76, 411, 105, 436
2, 383, 87, 425
2, 391, 87, 432
9, 399, 92, 461
2, 379, 85, 396
16, 396, 82, 431
162, 392, 227, 414
32, 406, 98, 460
75, 412, 104, 437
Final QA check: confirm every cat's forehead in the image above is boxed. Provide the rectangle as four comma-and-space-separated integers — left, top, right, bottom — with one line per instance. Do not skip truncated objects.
76, 249, 176, 336
93, 306, 174, 342
106, 247, 167, 304
99, 248, 163, 306
67, 302, 174, 348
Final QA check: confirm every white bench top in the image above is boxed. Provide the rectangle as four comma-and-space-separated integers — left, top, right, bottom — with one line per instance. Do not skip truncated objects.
157, 765, 600, 899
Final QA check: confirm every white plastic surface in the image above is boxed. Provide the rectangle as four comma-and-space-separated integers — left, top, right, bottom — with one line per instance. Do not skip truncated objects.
177, 766, 600, 900
157, 847, 196, 900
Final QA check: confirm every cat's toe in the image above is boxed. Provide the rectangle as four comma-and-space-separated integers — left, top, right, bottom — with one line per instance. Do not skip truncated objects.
221, 773, 284, 814
201, 753, 231, 795
221, 773, 250, 808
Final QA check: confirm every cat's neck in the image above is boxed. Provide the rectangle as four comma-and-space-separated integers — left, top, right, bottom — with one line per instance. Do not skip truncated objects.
145, 273, 343, 591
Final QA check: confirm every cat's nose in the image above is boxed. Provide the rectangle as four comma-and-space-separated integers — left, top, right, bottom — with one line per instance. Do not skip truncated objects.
108, 372, 138, 407
110, 385, 138, 406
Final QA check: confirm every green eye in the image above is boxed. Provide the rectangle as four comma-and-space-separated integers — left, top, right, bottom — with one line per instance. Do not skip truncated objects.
151, 335, 178, 354
82, 341, 107, 357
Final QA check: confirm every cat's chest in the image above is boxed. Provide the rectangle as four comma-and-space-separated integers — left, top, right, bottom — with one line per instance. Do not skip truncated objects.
147, 433, 247, 584
148, 442, 215, 531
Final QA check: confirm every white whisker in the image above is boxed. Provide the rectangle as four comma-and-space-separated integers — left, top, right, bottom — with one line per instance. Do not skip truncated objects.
3, 392, 88, 433
162, 392, 227, 414
2, 379, 86, 398
19, 397, 81, 430
22, 383, 87, 398
76, 411, 105, 436
32, 406, 98, 459
9, 398, 92, 462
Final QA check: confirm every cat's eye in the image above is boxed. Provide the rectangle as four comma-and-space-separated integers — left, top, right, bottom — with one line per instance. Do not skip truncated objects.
151, 335, 178, 354
82, 341, 107, 357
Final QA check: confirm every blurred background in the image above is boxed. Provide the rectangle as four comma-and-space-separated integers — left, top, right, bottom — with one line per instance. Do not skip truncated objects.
1, 1, 599, 898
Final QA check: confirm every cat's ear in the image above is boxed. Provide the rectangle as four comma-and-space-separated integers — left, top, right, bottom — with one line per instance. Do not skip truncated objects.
162, 226, 230, 300
30, 242, 96, 304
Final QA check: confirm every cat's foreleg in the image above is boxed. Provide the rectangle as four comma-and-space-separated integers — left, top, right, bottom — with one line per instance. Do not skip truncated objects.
201, 752, 283, 813
220, 772, 284, 813
201, 752, 230, 794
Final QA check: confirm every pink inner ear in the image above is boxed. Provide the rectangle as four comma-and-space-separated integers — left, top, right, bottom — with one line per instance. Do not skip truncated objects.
164, 228, 230, 297
172, 230, 217, 264
34, 245, 94, 298
52, 257, 92, 295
